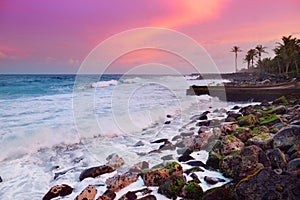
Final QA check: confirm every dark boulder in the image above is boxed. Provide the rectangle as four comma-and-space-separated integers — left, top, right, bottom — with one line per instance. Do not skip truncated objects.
75, 185, 97, 200
142, 162, 183, 186
235, 168, 300, 200
106, 172, 140, 192
96, 189, 116, 200
43, 184, 73, 200
273, 125, 300, 154
204, 176, 225, 185
178, 154, 194, 162
286, 158, 300, 175
203, 183, 236, 200
182, 181, 203, 199
267, 148, 287, 169
79, 165, 115, 181
158, 175, 185, 199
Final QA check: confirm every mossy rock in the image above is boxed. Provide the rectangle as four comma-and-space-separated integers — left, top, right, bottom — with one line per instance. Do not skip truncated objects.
158, 175, 185, 199
259, 114, 281, 126
183, 181, 203, 199
238, 114, 258, 126
272, 96, 288, 105
142, 162, 183, 186
206, 150, 222, 170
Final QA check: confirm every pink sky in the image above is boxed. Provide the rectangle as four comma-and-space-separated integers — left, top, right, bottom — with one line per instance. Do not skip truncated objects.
0, 0, 299, 73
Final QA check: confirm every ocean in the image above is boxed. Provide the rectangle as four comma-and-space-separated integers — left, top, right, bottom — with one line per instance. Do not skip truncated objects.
0, 74, 236, 199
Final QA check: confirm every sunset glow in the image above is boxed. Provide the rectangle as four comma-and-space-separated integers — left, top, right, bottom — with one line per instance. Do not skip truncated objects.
0, 0, 299, 73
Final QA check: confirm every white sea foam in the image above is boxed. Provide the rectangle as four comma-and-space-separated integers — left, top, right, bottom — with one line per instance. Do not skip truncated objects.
91, 79, 118, 88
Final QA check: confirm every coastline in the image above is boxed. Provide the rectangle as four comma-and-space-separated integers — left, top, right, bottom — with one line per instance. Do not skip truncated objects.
40, 94, 300, 199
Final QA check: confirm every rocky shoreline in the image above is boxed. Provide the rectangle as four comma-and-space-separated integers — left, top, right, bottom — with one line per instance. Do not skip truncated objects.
39, 95, 300, 200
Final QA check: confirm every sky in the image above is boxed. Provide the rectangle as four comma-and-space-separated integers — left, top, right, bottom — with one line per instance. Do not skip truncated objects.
0, 0, 300, 74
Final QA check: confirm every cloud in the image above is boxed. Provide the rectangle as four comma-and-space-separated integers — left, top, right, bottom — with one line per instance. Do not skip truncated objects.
68, 58, 80, 66
0, 51, 8, 60
152, 0, 229, 28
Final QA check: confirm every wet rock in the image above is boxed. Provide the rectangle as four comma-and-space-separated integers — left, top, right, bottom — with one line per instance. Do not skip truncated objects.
182, 181, 203, 199
43, 184, 73, 200
259, 114, 282, 126
203, 183, 236, 200
190, 173, 201, 183
128, 161, 149, 173
161, 155, 173, 161
191, 111, 210, 121
235, 168, 300, 200
178, 154, 194, 162
204, 176, 225, 185
227, 111, 242, 119
171, 135, 181, 141
206, 150, 222, 170
291, 151, 300, 160
166, 114, 172, 118
158, 175, 185, 199
79, 165, 115, 181
270, 105, 287, 114
232, 105, 241, 110
267, 148, 287, 169
142, 162, 183, 186
248, 132, 274, 150
106, 172, 140, 192
234, 127, 252, 142
273, 125, 300, 154
75, 185, 97, 200
261, 99, 271, 107
221, 145, 270, 179
151, 139, 169, 144
134, 141, 144, 147
184, 167, 204, 175
96, 189, 116, 200
159, 140, 175, 151
119, 188, 152, 200
286, 158, 300, 175
196, 120, 211, 127
118, 191, 136, 200
137, 195, 156, 200
0, 176, 2, 183
224, 116, 236, 122
180, 131, 194, 137
238, 114, 258, 126
222, 123, 239, 134
164, 121, 171, 124
215, 135, 244, 156
186, 160, 207, 168
106, 153, 124, 169
239, 105, 255, 115
272, 96, 288, 105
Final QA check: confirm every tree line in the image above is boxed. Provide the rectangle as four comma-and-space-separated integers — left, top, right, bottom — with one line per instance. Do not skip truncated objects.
231, 35, 300, 75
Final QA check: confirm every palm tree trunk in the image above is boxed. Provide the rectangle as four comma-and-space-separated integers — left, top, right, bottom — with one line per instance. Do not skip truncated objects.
235, 53, 238, 72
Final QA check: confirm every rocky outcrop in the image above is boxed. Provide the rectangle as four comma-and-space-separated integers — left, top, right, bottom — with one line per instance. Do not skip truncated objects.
79, 165, 115, 181
142, 162, 183, 186
273, 125, 300, 154
42, 184, 73, 200
106, 172, 140, 192
158, 175, 185, 199
75, 185, 97, 200
106, 153, 124, 169
235, 169, 300, 199
96, 189, 116, 200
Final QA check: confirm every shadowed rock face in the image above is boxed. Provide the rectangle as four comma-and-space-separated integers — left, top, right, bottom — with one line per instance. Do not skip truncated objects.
235, 169, 300, 200
42, 184, 73, 200
273, 125, 300, 154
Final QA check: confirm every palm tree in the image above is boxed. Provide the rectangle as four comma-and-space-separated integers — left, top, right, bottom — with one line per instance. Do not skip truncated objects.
274, 35, 300, 75
246, 49, 257, 69
231, 46, 242, 72
255, 45, 268, 62
244, 53, 252, 70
